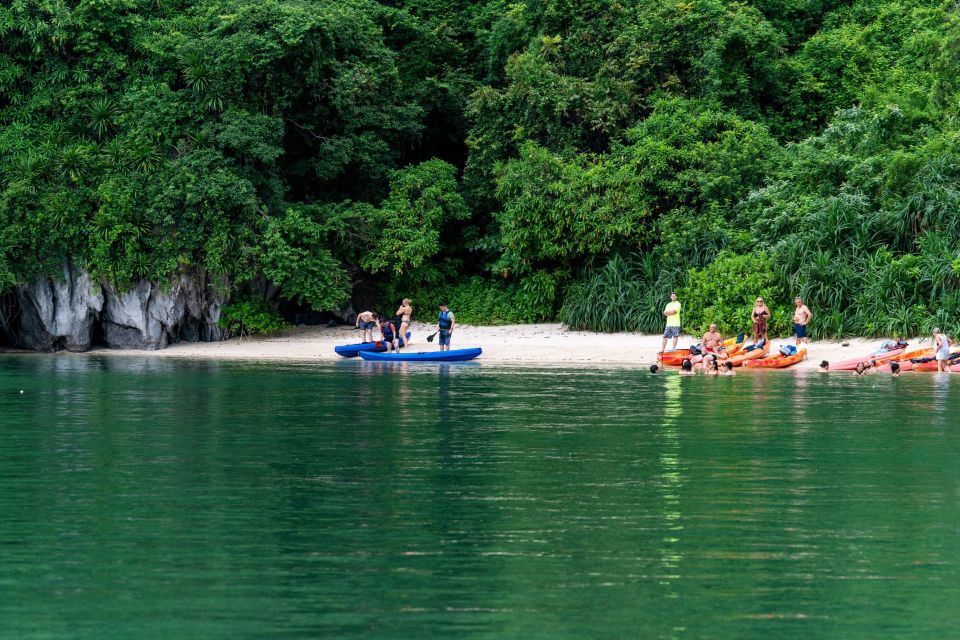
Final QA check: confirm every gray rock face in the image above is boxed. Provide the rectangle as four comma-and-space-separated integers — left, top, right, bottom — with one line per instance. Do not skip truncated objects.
100, 272, 229, 350
18, 264, 104, 352
14, 264, 228, 352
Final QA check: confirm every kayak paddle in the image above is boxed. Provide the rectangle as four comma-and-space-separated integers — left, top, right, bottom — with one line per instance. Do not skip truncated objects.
426, 331, 438, 343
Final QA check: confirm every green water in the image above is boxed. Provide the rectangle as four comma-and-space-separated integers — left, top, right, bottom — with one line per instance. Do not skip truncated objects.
2, 357, 959, 638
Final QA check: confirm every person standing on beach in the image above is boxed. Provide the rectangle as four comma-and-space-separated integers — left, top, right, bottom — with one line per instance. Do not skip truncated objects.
395, 298, 413, 349
356, 310, 379, 343
437, 303, 455, 351
661, 292, 682, 352
751, 297, 770, 344
793, 297, 812, 345
934, 327, 951, 372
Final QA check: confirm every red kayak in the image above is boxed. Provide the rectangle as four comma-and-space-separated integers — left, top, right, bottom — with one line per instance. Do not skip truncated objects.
831, 347, 905, 371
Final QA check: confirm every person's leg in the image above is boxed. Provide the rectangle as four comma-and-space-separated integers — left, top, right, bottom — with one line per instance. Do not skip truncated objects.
671, 333, 678, 351
661, 334, 667, 352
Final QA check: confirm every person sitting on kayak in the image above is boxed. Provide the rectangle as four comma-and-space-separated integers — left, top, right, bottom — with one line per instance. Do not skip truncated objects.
702, 324, 729, 359
751, 297, 770, 344
356, 311, 379, 343
437, 303, 455, 351
380, 315, 400, 352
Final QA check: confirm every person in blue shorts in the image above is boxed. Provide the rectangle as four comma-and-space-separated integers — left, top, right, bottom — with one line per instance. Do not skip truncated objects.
793, 297, 812, 345
661, 292, 681, 353
355, 310, 379, 343
437, 303, 455, 351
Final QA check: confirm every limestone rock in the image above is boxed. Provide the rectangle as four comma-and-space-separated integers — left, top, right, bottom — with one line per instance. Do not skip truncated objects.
17, 265, 104, 352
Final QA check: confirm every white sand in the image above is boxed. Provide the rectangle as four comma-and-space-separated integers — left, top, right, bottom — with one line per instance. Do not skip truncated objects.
52, 322, 931, 369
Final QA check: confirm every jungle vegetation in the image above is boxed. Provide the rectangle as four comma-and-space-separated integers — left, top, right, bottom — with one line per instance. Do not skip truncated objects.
1, 0, 959, 337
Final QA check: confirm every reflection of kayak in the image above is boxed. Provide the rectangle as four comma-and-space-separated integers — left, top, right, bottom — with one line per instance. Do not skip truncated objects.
745, 348, 807, 369
359, 348, 482, 362
335, 333, 409, 357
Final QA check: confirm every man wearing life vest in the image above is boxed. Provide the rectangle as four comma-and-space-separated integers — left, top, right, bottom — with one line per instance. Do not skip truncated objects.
437, 303, 455, 351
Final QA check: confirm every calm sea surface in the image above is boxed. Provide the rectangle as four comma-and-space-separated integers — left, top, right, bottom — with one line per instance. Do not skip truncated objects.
1, 356, 959, 639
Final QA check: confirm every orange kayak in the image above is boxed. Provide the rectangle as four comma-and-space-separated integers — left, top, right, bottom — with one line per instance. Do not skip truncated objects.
745, 348, 808, 369
727, 341, 771, 366
874, 349, 934, 372
659, 335, 744, 366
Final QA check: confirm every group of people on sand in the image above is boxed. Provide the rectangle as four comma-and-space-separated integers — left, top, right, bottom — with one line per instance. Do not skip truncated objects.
354, 299, 457, 351
659, 292, 813, 354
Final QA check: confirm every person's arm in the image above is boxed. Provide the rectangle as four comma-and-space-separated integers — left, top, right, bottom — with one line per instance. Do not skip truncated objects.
449, 313, 456, 333
804, 306, 813, 323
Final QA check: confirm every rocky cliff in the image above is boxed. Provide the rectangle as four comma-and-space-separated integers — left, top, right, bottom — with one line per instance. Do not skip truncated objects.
12, 264, 228, 352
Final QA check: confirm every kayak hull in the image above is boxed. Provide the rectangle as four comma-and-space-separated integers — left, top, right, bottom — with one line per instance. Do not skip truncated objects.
359, 348, 482, 362
659, 336, 744, 366
745, 348, 807, 369
335, 333, 409, 357
830, 345, 931, 371
727, 343, 771, 367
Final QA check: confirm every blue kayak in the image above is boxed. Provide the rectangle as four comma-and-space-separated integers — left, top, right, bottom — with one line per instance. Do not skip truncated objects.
335, 333, 409, 358
359, 348, 482, 362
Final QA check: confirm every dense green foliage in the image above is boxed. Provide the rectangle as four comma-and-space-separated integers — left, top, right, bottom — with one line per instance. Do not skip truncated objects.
2, 0, 959, 337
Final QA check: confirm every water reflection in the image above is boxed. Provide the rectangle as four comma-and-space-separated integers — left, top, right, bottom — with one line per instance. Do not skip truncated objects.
1, 359, 960, 639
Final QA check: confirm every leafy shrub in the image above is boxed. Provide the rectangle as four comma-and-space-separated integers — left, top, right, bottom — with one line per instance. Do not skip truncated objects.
379, 275, 551, 326
218, 299, 288, 338
680, 252, 787, 337
561, 253, 684, 333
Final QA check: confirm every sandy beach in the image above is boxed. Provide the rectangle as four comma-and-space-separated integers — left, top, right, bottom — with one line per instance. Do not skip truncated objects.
29, 322, 933, 368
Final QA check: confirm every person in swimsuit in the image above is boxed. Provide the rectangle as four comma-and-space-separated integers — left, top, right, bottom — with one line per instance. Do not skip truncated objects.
890, 362, 901, 377
679, 359, 695, 376
706, 357, 720, 376
751, 297, 770, 344
395, 298, 413, 350
793, 297, 812, 345
701, 324, 729, 359
933, 327, 951, 372
722, 361, 735, 376
355, 311, 379, 343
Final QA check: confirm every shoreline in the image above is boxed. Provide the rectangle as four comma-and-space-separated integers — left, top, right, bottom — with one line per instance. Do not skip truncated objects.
0, 323, 936, 368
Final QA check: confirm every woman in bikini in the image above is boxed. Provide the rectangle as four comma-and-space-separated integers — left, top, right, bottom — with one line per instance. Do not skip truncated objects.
751, 297, 770, 345
395, 298, 413, 349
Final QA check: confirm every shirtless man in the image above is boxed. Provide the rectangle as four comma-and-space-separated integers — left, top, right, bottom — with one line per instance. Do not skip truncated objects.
793, 297, 812, 345
355, 310, 379, 343
701, 323, 729, 360
395, 298, 413, 350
